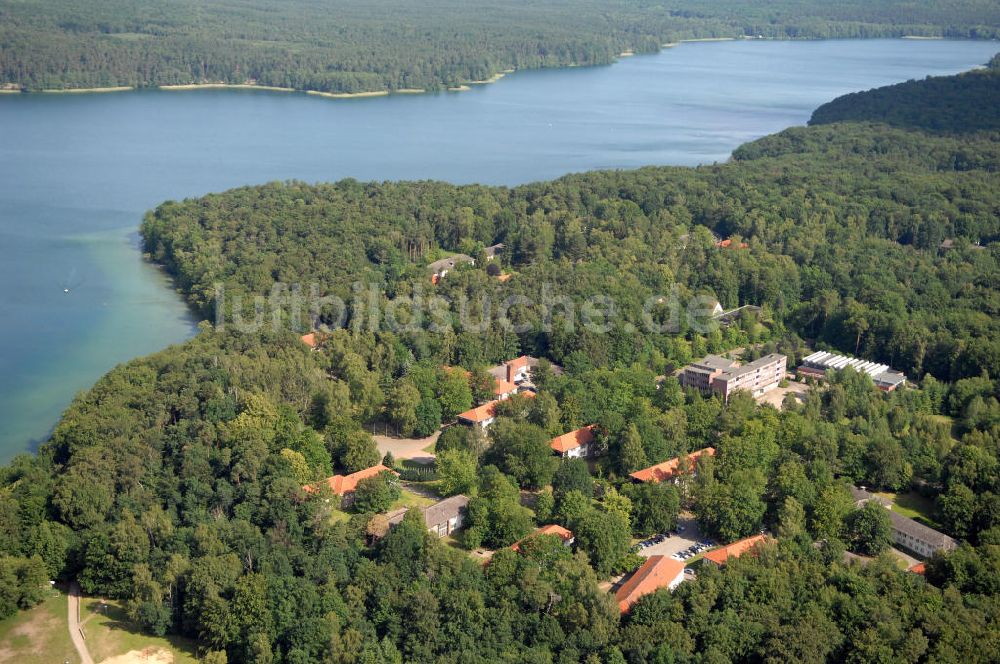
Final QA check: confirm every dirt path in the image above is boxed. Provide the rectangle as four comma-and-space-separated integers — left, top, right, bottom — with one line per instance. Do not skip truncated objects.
374, 432, 439, 463
68, 581, 95, 664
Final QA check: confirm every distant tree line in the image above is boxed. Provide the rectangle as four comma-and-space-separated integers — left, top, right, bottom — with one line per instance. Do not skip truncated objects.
2, 0, 1000, 91
810, 58, 1000, 133
0, 49, 998, 664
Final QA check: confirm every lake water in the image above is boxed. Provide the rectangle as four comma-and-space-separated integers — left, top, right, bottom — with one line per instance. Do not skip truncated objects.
0, 38, 996, 462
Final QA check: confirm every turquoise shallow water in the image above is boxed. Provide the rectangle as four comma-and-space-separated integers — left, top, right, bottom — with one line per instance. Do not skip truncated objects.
0, 38, 996, 461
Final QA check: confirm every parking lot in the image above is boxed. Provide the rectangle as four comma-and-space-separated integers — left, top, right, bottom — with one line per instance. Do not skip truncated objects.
636, 514, 714, 561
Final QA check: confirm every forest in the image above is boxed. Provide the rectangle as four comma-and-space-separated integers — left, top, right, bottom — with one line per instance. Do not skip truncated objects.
2, 0, 1000, 91
1, 56, 1000, 663
810, 56, 1000, 132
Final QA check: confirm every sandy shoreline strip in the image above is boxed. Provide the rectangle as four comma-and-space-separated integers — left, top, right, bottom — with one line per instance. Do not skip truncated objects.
306, 89, 390, 99
40, 86, 133, 93
901, 35, 945, 40
160, 83, 295, 92
679, 37, 736, 43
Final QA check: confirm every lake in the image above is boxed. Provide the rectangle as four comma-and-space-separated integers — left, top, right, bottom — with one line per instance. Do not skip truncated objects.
0, 38, 996, 462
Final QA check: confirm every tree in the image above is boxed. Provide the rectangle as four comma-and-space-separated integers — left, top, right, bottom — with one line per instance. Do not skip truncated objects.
617, 424, 649, 474
937, 483, 977, 538
387, 380, 422, 436
437, 368, 473, 421
623, 482, 680, 537
437, 448, 478, 497
574, 508, 631, 576
552, 459, 593, 501
465, 467, 533, 548
696, 469, 767, 542
777, 496, 807, 539
470, 367, 496, 404
435, 425, 477, 456
847, 502, 893, 556
529, 392, 562, 436
810, 484, 855, 541
341, 431, 381, 473
352, 471, 401, 513
414, 397, 443, 437
484, 420, 557, 489
863, 436, 911, 491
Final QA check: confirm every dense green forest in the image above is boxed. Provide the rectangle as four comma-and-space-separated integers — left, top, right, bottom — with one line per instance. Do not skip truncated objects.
2, 0, 1000, 91
2, 59, 1000, 663
810, 60, 1000, 132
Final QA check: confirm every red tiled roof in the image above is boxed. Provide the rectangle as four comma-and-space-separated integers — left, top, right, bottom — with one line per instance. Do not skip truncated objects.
497, 273, 512, 282
300, 333, 318, 348
494, 379, 518, 396
549, 425, 595, 453
458, 392, 535, 423
615, 555, 685, 613
908, 562, 926, 575
716, 238, 749, 249
457, 401, 499, 423
702, 534, 767, 566
303, 465, 396, 496
512, 524, 574, 552
630, 448, 716, 483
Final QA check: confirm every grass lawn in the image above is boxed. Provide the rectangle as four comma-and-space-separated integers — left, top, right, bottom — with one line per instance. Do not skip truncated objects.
875, 490, 940, 528
390, 487, 437, 511
328, 507, 352, 524
0, 588, 77, 664
81, 597, 200, 664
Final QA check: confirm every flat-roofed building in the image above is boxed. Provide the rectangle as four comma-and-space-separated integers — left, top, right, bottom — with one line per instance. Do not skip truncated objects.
798, 351, 906, 391
679, 354, 786, 400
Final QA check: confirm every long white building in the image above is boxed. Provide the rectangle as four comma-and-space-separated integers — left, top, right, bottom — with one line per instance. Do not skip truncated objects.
798, 351, 906, 392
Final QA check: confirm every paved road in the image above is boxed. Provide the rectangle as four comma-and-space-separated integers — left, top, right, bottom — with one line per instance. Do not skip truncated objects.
638, 515, 712, 559
68, 581, 94, 664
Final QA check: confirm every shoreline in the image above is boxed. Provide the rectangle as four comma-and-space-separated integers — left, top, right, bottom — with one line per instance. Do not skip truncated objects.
306, 89, 390, 99
160, 83, 295, 92
41, 86, 134, 94
5, 37, 992, 100
679, 37, 736, 43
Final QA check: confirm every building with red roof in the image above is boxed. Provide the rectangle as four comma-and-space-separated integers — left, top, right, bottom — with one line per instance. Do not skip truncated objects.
702, 534, 768, 567
549, 425, 596, 459
456, 392, 534, 430
512, 524, 575, 552
630, 448, 715, 484
300, 332, 318, 349
614, 555, 686, 613
303, 464, 397, 508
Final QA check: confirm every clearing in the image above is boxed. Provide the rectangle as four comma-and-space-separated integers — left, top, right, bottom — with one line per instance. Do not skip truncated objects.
0, 587, 77, 664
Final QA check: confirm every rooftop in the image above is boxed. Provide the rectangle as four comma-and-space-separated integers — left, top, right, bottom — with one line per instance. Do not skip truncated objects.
428, 254, 474, 273
630, 448, 715, 483
388, 494, 470, 528
703, 534, 768, 566
614, 555, 685, 613
888, 509, 957, 549
549, 425, 596, 453
457, 392, 535, 422
304, 464, 395, 496
800, 351, 905, 386
512, 524, 574, 551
